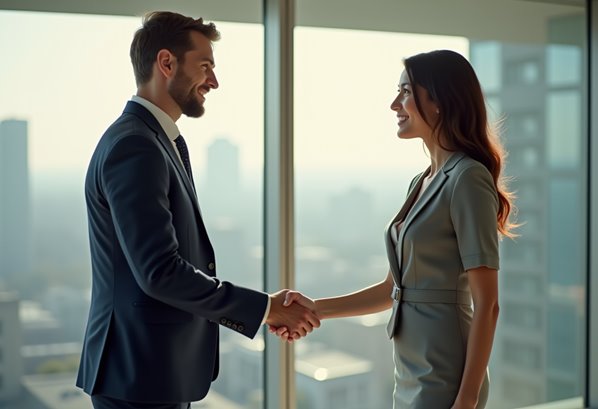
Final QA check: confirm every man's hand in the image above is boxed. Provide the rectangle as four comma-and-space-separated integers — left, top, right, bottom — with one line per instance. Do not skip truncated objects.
266, 290, 320, 342
268, 290, 319, 342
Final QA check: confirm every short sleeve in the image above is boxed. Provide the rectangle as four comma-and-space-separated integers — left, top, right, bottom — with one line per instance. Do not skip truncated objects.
450, 164, 500, 271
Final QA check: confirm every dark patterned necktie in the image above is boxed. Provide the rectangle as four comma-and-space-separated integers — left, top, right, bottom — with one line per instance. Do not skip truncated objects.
174, 135, 194, 184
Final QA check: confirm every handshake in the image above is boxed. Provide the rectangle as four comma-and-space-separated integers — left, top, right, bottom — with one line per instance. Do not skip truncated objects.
265, 290, 320, 342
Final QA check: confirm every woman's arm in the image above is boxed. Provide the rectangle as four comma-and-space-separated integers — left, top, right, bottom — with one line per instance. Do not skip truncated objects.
452, 266, 500, 409
273, 270, 395, 339
313, 269, 395, 319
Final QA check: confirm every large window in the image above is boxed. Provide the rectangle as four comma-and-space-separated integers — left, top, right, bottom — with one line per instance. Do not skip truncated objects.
294, 2, 587, 409
0, 10, 264, 408
1, 1, 594, 408
293, 26, 468, 409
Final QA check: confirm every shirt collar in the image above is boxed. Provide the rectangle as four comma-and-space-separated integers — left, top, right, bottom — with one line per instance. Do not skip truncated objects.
130, 95, 180, 142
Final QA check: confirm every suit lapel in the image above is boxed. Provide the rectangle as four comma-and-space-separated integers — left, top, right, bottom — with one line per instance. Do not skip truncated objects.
384, 171, 427, 283
123, 101, 202, 219
389, 151, 467, 279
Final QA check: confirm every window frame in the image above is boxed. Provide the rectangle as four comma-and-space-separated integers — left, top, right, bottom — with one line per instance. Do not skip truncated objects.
0, 0, 594, 407
587, 1, 598, 407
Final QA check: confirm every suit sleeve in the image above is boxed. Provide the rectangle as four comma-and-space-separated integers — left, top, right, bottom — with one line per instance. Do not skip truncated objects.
449, 164, 500, 271
101, 134, 268, 338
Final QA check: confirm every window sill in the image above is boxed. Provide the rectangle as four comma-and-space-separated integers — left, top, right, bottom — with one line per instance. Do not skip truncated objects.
518, 398, 584, 409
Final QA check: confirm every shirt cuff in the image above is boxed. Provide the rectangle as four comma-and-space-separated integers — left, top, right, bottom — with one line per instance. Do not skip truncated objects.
261, 295, 272, 325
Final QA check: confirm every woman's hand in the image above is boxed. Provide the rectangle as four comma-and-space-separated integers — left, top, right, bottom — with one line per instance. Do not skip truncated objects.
284, 291, 317, 312
268, 291, 319, 342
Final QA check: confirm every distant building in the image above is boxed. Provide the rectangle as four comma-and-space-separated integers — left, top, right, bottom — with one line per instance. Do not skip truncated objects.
0, 119, 31, 284
21, 373, 89, 409
215, 335, 264, 407
43, 286, 90, 342
327, 186, 374, 248
201, 138, 242, 219
321, 313, 394, 408
206, 219, 252, 288
0, 293, 22, 403
19, 373, 244, 409
470, 13, 585, 408
18, 300, 81, 375
296, 343, 373, 409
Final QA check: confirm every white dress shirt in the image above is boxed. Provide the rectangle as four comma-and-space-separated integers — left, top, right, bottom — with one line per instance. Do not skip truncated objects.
131, 95, 183, 165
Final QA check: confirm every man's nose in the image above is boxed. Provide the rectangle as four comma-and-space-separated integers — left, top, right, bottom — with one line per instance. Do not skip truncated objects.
207, 70, 219, 89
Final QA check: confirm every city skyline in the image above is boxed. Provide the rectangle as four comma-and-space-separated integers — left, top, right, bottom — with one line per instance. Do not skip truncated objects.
0, 123, 416, 409
0, 10, 467, 176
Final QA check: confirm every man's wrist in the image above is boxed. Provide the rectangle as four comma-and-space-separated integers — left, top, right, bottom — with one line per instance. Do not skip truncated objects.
261, 294, 272, 325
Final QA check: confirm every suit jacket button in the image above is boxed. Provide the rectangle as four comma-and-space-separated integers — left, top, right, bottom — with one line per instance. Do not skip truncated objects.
208, 262, 215, 270
237, 325, 244, 332
220, 318, 227, 325
232, 324, 238, 330
226, 320, 233, 327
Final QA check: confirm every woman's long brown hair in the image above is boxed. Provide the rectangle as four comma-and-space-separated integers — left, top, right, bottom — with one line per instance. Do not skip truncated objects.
404, 50, 517, 237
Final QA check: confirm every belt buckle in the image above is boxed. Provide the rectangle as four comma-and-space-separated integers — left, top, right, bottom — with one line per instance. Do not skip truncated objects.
391, 286, 402, 302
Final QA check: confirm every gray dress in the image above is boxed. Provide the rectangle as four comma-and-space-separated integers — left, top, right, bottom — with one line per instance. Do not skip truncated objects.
385, 152, 498, 409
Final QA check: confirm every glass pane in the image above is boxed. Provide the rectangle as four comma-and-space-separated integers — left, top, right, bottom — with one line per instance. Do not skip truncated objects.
471, 42, 502, 92
294, 26, 469, 409
295, 2, 586, 409
472, 15, 586, 406
547, 44, 581, 86
0, 10, 264, 409
547, 91, 581, 168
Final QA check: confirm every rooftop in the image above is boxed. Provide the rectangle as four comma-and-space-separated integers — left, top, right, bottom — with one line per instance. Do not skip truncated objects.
296, 350, 372, 381
22, 373, 246, 409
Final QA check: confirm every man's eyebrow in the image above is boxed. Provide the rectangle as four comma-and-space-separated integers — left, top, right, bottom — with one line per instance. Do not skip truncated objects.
200, 57, 215, 66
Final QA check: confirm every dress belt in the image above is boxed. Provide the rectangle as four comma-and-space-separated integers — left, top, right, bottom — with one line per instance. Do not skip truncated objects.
391, 285, 471, 305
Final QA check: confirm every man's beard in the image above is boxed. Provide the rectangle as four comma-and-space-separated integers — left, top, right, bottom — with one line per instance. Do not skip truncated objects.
169, 69, 205, 118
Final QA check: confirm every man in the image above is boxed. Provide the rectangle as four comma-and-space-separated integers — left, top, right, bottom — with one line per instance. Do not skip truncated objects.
76, 11, 319, 409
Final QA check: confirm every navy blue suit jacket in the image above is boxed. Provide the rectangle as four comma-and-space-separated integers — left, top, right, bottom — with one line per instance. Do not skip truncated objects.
76, 101, 268, 403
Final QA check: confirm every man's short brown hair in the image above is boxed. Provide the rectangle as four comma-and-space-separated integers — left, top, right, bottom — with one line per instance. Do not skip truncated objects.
130, 11, 220, 86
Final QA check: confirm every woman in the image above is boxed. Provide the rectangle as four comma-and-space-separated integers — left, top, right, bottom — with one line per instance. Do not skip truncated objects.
276, 50, 516, 409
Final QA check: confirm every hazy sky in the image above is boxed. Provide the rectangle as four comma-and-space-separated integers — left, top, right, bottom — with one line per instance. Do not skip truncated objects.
0, 10, 468, 179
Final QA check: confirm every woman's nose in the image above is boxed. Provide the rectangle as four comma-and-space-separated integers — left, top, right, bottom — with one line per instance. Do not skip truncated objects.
390, 95, 402, 111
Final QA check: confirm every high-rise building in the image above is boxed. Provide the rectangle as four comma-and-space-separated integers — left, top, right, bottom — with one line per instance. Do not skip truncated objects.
470, 13, 585, 408
206, 137, 240, 187
199, 138, 255, 287
201, 137, 241, 220
0, 293, 22, 403
0, 119, 31, 285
